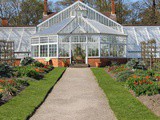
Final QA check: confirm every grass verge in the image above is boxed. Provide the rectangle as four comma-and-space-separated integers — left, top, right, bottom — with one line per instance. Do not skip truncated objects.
91, 68, 159, 120
0, 67, 66, 120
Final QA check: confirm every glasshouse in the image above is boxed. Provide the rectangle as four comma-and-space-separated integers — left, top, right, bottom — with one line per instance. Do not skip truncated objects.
31, 1, 127, 67
0, 0, 160, 67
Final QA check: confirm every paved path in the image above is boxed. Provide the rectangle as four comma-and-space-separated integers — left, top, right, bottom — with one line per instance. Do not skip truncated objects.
30, 68, 117, 120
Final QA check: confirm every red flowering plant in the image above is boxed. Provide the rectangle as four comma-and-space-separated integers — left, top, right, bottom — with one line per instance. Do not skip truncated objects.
108, 65, 130, 75
34, 68, 44, 73
154, 73, 160, 81
126, 74, 159, 96
108, 66, 118, 72
0, 79, 18, 96
0, 79, 5, 86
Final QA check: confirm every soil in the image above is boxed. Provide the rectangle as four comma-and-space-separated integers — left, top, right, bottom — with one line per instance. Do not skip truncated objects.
0, 85, 27, 106
136, 93, 160, 117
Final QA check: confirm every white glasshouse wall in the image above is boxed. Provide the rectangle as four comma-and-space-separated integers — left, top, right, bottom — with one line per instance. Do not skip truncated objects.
0, 27, 36, 58
123, 26, 160, 58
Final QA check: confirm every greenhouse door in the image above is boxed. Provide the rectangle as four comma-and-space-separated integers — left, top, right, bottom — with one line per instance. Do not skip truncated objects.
70, 36, 87, 64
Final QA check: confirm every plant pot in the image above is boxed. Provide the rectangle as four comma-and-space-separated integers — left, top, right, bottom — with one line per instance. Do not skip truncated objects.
95, 62, 101, 67
62, 62, 66, 67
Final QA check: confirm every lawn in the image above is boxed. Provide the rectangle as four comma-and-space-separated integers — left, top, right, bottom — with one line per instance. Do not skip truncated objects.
91, 68, 159, 120
0, 67, 65, 120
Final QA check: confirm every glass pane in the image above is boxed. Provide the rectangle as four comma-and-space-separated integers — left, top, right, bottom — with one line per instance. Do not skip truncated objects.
49, 36, 57, 43
31, 46, 39, 57
49, 44, 57, 57
59, 44, 69, 57
118, 45, 125, 57
88, 44, 99, 56
101, 44, 109, 57
40, 37, 48, 43
31, 38, 39, 44
110, 45, 117, 57
40, 45, 48, 57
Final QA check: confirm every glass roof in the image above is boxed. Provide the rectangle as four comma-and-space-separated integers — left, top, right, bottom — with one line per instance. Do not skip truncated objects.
35, 16, 126, 36
37, 1, 123, 33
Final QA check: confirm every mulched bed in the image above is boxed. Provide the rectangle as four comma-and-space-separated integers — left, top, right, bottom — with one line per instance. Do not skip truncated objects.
0, 85, 27, 106
104, 68, 160, 117
130, 90, 160, 117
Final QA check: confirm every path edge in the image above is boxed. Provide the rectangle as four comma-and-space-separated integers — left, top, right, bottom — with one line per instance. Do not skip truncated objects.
26, 68, 66, 120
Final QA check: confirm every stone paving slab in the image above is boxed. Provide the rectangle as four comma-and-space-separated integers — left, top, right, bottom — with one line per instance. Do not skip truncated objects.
30, 68, 117, 120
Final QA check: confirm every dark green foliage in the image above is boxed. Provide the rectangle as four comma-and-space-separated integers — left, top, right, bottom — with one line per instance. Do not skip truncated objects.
111, 61, 120, 66
15, 78, 29, 87
0, 93, 2, 99
34, 61, 45, 67
26, 70, 44, 80
21, 57, 35, 66
0, 63, 13, 78
14, 66, 34, 77
126, 59, 146, 70
134, 70, 155, 78
116, 70, 134, 82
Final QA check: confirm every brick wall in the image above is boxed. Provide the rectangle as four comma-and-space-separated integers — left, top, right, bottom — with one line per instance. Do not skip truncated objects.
88, 58, 128, 67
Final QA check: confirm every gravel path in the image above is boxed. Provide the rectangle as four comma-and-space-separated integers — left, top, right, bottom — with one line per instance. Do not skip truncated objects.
30, 68, 117, 120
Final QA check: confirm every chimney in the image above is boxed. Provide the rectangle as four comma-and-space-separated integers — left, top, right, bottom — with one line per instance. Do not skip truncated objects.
1, 18, 8, 27
111, 0, 115, 14
43, 0, 48, 16
110, 0, 117, 21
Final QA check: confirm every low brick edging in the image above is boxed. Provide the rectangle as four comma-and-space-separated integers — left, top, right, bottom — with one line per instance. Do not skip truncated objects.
35, 58, 129, 67
88, 58, 129, 67
14, 58, 130, 67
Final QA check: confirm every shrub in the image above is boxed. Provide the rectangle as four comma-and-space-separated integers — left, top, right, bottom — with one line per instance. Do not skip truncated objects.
0, 63, 13, 78
3, 85, 17, 96
126, 75, 159, 96
134, 70, 155, 78
116, 70, 134, 82
108, 66, 118, 72
34, 61, 45, 67
112, 65, 129, 74
26, 70, 44, 80
126, 59, 146, 70
21, 57, 35, 66
15, 78, 29, 88
14, 66, 35, 77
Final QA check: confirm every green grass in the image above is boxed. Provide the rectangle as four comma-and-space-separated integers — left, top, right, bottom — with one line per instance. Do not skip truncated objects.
0, 67, 65, 120
91, 68, 159, 120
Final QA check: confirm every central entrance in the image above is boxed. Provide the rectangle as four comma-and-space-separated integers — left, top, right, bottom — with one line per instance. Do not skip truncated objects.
71, 43, 86, 64
70, 36, 87, 64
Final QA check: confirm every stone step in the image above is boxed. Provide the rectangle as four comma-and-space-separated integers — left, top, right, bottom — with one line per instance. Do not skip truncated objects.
69, 64, 89, 68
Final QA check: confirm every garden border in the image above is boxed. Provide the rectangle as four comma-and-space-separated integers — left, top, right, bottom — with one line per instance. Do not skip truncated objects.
91, 68, 159, 120
0, 68, 66, 120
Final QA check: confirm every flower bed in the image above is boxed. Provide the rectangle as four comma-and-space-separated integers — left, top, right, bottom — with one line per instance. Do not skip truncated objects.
0, 57, 54, 106
106, 59, 160, 116
107, 60, 160, 97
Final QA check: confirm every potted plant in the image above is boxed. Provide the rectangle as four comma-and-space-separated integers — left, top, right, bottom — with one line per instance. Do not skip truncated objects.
95, 62, 101, 67
62, 59, 68, 67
